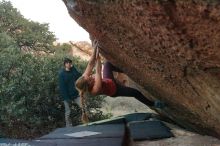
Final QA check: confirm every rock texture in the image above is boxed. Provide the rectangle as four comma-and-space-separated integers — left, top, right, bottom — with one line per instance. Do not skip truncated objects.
135, 121, 220, 146
62, 0, 220, 138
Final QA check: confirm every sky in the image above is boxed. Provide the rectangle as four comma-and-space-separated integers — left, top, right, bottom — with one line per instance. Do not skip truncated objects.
8, 0, 90, 43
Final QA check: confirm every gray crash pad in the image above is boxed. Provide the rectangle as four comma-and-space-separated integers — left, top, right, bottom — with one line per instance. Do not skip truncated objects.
128, 120, 174, 140
36, 137, 123, 146
120, 113, 152, 123
39, 124, 125, 140
0, 138, 55, 146
87, 116, 125, 126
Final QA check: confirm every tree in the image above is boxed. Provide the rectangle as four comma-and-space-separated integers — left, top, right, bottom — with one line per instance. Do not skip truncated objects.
0, 1, 56, 52
0, 32, 17, 49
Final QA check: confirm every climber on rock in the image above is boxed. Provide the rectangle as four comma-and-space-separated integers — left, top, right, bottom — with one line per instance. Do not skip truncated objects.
75, 40, 165, 119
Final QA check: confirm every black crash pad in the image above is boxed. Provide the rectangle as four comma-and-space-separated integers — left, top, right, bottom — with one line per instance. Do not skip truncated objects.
128, 120, 174, 140
36, 137, 123, 146
39, 124, 125, 140
120, 113, 152, 123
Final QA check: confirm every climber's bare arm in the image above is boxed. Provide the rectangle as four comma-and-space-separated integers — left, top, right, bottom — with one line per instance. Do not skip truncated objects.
90, 55, 102, 95
83, 41, 99, 77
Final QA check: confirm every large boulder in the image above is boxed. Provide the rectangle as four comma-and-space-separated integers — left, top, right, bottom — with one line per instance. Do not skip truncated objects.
62, 0, 220, 138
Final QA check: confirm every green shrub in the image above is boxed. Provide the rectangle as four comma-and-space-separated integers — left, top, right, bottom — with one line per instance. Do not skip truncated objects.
0, 47, 108, 139
0, 1, 110, 139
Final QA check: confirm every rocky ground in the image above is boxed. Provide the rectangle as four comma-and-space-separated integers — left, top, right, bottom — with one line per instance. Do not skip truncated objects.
102, 96, 153, 117
134, 125, 220, 146
102, 97, 220, 146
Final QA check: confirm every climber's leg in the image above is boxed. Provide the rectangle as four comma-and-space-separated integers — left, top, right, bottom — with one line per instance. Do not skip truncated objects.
113, 84, 154, 107
103, 62, 123, 81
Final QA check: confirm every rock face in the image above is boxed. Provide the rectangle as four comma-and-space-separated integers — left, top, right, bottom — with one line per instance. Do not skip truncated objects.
62, 0, 220, 138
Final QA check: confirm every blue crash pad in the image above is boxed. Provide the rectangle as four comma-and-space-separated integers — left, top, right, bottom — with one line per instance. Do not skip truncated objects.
36, 138, 123, 146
